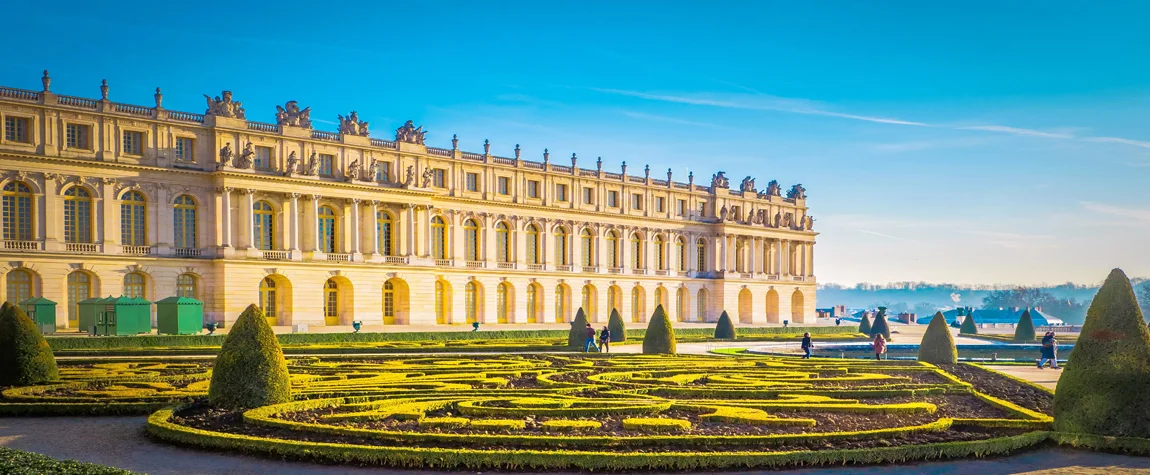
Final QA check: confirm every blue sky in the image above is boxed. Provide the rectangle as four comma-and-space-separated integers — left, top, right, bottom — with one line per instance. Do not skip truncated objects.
4, 1, 1148, 285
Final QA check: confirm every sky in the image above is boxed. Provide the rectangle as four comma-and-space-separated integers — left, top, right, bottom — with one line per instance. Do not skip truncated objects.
3, 1, 1148, 286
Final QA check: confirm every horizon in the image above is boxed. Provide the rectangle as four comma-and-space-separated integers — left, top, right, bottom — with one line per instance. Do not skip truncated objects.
5, 1, 1148, 286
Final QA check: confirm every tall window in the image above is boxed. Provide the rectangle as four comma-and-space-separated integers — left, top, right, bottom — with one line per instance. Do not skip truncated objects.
581, 229, 595, 266
676, 288, 686, 322
696, 238, 707, 272
4, 117, 30, 143
527, 180, 540, 198
431, 216, 446, 259
319, 154, 334, 176
174, 137, 194, 162
581, 285, 593, 317
697, 289, 708, 322
120, 191, 147, 246
525, 224, 539, 265
555, 285, 566, 323
432, 169, 446, 188
527, 284, 539, 323
497, 177, 510, 195
254, 201, 274, 250
463, 219, 479, 261
676, 238, 687, 271
631, 193, 642, 210
607, 191, 618, 207
554, 227, 569, 266
495, 222, 510, 263
176, 274, 196, 298
122, 130, 143, 155
377, 211, 393, 256
465, 281, 478, 323
383, 280, 395, 324
655, 196, 665, 213
632, 290, 642, 322
605, 231, 618, 267
654, 235, 666, 270
254, 146, 272, 170
124, 273, 146, 299
259, 277, 277, 322
6, 269, 33, 304
607, 287, 618, 314
465, 172, 479, 192
67, 272, 92, 327
556, 184, 568, 202
318, 206, 338, 253
497, 282, 509, 323
434, 281, 446, 324
324, 279, 339, 324
64, 187, 92, 244
735, 238, 747, 272
2, 181, 33, 241
630, 233, 643, 269
583, 187, 594, 204
173, 195, 197, 248
66, 123, 90, 149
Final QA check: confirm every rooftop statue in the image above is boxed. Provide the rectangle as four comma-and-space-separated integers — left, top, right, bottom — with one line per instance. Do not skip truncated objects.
234, 143, 255, 169
204, 91, 246, 119
396, 120, 427, 144
787, 183, 807, 200
740, 176, 756, 193
765, 180, 782, 197
275, 101, 312, 128
711, 171, 729, 189
338, 111, 370, 136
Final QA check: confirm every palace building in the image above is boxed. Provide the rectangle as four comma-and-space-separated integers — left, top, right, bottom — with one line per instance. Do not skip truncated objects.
0, 71, 817, 329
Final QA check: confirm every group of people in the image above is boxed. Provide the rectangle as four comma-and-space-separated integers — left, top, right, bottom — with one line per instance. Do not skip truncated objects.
583, 324, 613, 353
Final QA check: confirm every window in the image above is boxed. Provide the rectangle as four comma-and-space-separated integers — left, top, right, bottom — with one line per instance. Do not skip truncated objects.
376, 162, 390, 182
527, 180, 540, 198
607, 191, 618, 207
497, 177, 510, 195
431, 216, 446, 259
176, 274, 196, 298
67, 272, 92, 327
318, 206, 338, 253
324, 279, 339, 324
655, 197, 665, 213
6, 269, 33, 304
173, 195, 197, 248
497, 282, 509, 323
581, 286, 593, 319
495, 222, 510, 263
676, 288, 686, 322
583, 187, 594, 204
608, 287, 619, 314
465, 281, 478, 323
434, 281, 446, 324
254, 146, 272, 170
697, 201, 707, 217
555, 227, 569, 265
581, 229, 595, 266
556, 184, 568, 202
377, 211, 393, 256
466, 173, 479, 192
677, 199, 686, 216
4, 117, 30, 143
124, 273, 146, 299
2, 181, 33, 242
631, 193, 642, 210
527, 284, 539, 323
254, 201, 275, 250
697, 289, 708, 321
66, 123, 91, 149
605, 231, 618, 267
631, 233, 644, 269
731, 206, 741, 221
632, 290, 642, 323
677, 238, 687, 271
120, 190, 147, 246
64, 187, 92, 244
654, 235, 666, 270
463, 219, 479, 261
174, 137, 194, 162
383, 281, 396, 324
554, 285, 566, 323
696, 238, 707, 272
122, 130, 143, 155
260, 277, 277, 322
318, 154, 334, 176
525, 224, 539, 265
432, 169, 446, 188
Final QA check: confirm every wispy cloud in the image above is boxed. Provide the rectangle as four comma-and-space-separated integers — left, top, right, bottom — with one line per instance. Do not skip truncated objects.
1080, 202, 1150, 225
955, 125, 1073, 139
1083, 136, 1150, 149
618, 110, 723, 128
857, 229, 919, 243
961, 230, 1059, 250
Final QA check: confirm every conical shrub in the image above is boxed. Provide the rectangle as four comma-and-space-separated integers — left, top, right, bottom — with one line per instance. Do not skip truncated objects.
870, 308, 891, 341
208, 304, 291, 409
607, 309, 626, 342
917, 312, 957, 365
0, 302, 58, 386
568, 308, 590, 348
857, 313, 872, 334
642, 305, 676, 354
959, 311, 978, 335
714, 311, 736, 339
1054, 269, 1150, 437
1014, 309, 1036, 342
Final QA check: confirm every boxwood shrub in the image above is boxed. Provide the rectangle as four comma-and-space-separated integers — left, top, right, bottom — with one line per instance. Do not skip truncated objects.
917, 312, 957, 365
208, 304, 291, 409
0, 302, 58, 386
714, 311, 736, 339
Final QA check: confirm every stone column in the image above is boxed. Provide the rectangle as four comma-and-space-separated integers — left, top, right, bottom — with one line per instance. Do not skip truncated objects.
42, 177, 60, 251
807, 242, 815, 277
423, 206, 435, 259
749, 237, 759, 275
306, 194, 321, 254
717, 234, 727, 273
540, 221, 551, 270
238, 189, 255, 249
287, 193, 301, 259
368, 201, 381, 260
348, 198, 363, 261
217, 187, 233, 255
101, 179, 119, 253
404, 204, 416, 257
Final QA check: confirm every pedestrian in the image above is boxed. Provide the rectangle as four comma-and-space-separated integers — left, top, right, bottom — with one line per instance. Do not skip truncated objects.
583, 323, 599, 353
872, 334, 887, 361
801, 332, 813, 359
599, 326, 611, 353
1038, 331, 1060, 369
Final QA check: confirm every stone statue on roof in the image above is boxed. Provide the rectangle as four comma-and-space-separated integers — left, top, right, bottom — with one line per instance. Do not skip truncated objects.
204, 91, 246, 119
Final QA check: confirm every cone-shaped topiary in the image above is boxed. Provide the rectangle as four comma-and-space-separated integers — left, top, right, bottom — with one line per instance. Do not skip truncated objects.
607, 309, 626, 342
917, 312, 957, 365
714, 311, 737, 339
959, 311, 978, 335
0, 302, 58, 386
870, 308, 891, 341
857, 313, 872, 334
1014, 309, 1037, 342
1054, 269, 1150, 438
208, 304, 291, 409
568, 308, 590, 349
642, 305, 676, 354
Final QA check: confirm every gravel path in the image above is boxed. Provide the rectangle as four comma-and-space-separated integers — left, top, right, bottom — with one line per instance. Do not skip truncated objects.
2, 416, 1149, 475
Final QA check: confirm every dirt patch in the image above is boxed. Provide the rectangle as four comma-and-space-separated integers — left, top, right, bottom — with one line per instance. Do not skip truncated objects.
942, 364, 1053, 415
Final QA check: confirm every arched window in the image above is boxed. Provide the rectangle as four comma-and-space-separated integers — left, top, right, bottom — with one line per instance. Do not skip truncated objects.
581, 285, 593, 317
2, 181, 33, 242
324, 279, 339, 325
176, 274, 196, 298
630, 233, 644, 269
676, 238, 687, 271
581, 229, 595, 266
173, 195, 197, 249
495, 222, 510, 263
465, 281, 478, 323
434, 281, 446, 324
67, 272, 92, 327
260, 277, 277, 322
735, 237, 747, 273
64, 187, 92, 244
6, 269, 33, 304
696, 238, 707, 272
525, 224, 539, 265
497, 282, 510, 323
676, 287, 686, 322
120, 190, 147, 246
527, 284, 539, 323
383, 280, 395, 324
605, 231, 618, 268
554, 227, 569, 266
631, 289, 643, 323
377, 211, 393, 256
696, 288, 708, 322
318, 205, 338, 253
555, 285, 566, 323
463, 219, 479, 261
431, 216, 446, 259
607, 286, 619, 314
254, 201, 275, 250
124, 272, 146, 299
654, 235, 666, 270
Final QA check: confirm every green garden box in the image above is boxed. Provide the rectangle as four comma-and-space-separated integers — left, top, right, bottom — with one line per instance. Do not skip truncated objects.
77, 297, 113, 334
19, 297, 57, 334
156, 296, 203, 335
92, 296, 152, 336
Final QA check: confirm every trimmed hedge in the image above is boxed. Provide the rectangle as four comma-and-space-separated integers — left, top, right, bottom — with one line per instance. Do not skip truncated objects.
208, 304, 291, 409
622, 418, 691, 432
568, 309, 591, 349
714, 311, 736, 339
0, 446, 138, 474
960, 311, 978, 335
607, 309, 626, 342
0, 302, 58, 386
858, 313, 872, 335
1014, 309, 1036, 342
870, 308, 891, 341
642, 306, 676, 355
917, 312, 958, 365
1054, 268, 1150, 438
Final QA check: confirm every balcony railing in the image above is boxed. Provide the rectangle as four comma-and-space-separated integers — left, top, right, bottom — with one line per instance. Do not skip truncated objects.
631, 268, 646, 275
465, 260, 485, 269
556, 264, 572, 272
3, 240, 41, 251
57, 95, 98, 109
384, 255, 409, 264
526, 264, 544, 271
327, 253, 351, 262
122, 245, 152, 256
581, 266, 598, 273
497, 262, 515, 270
65, 242, 98, 253
168, 111, 205, 123
0, 86, 40, 102
115, 103, 152, 117
793, 275, 806, 282
172, 247, 201, 258
427, 147, 453, 157
740, 273, 753, 279
608, 267, 623, 274
369, 138, 398, 149
247, 121, 280, 133
263, 250, 290, 260
768, 274, 779, 281
311, 130, 341, 142
654, 270, 668, 276
435, 259, 452, 267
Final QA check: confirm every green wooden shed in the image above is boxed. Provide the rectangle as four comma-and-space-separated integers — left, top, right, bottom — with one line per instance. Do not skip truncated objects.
19, 297, 57, 334
156, 296, 203, 335
78, 296, 113, 334
93, 296, 152, 336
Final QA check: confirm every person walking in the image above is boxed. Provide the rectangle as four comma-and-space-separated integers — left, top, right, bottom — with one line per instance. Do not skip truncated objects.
599, 326, 612, 353
583, 323, 599, 353
872, 334, 887, 361
801, 332, 813, 359
1038, 331, 1060, 369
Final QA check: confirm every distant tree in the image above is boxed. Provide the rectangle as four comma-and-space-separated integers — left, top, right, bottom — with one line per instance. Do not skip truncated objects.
981, 287, 1087, 324
918, 312, 957, 365
870, 307, 892, 341
1137, 281, 1150, 321
912, 302, 938, 317
959, 311, 978, 335
1014, 309, 1036, 342
873, 302, 909, 315
857, 313, 872, 335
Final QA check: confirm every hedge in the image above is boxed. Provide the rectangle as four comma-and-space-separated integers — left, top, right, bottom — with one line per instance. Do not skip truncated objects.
1014, 309, 1036, 342
642, 306, 676, 354
607, 309, 627, 342
917, 312, 957, 365
0, 302, 59, 386
208, 304, 291, 409
714, 311, 736, 339
0, 446, 138, 475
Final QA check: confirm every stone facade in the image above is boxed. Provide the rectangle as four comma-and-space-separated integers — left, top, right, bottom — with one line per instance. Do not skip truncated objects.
0, 72, 817, 328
